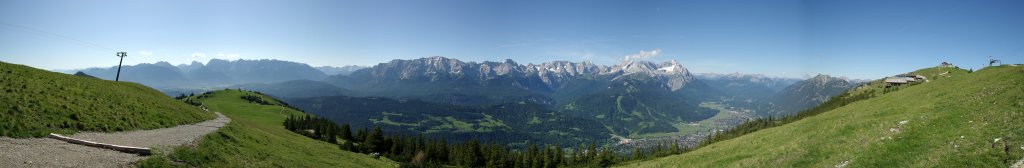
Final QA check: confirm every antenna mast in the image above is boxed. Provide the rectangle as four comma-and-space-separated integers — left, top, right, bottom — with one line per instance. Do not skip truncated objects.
115, 52, 127, 81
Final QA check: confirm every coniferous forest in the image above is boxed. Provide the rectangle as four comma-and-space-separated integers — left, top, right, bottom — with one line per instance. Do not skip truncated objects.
284, 114, 647, 167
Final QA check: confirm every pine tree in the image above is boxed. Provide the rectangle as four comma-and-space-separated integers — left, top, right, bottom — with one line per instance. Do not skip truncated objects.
669, 142, 680, 154
633, 148, 643, 160
467, 138, 482, 167
572, 144, 585, 165
389, 135, 402, 158
366, 126, 385, 153
439, 139, 450, 163
340, 141, 355, 151
517, 152, 529, 168
284, 116, 293, 131
597, 147, 616, 167
402, 136, 416, 161
554, 145, 564, 167
586, 142, 597, 162
526, 143, 539, 168
542, 145, 553, 168
355, 128, 368, 144
323, 120, 337, 143
339, 123, 352, 140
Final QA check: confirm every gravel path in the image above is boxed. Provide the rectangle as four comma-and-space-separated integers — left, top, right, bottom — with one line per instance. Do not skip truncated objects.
0, 112, 229, 168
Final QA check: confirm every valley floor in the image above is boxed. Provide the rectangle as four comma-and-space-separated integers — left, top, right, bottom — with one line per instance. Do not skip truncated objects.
617, 102, 754, 150
0, 112, 229, 167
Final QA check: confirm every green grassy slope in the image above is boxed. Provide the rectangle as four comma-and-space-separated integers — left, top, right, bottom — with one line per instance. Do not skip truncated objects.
0, 62, 214, 138
621, 65, 1024, 167
139, 90, 396, 167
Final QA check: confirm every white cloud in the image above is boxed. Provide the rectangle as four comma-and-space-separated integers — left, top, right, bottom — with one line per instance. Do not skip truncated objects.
188, 52, 208, 62
622, 49, 662, 62
138, 50, 153, 56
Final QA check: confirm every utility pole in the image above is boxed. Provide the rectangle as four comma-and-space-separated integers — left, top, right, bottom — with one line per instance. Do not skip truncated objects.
115, 52, 127, 81
989, 56, 1001, 67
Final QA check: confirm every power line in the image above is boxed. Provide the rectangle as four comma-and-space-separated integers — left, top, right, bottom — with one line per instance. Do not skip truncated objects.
0, 22, 115, 52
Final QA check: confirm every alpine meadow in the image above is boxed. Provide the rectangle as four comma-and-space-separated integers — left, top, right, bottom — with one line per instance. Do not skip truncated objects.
2, 0, 1023, 167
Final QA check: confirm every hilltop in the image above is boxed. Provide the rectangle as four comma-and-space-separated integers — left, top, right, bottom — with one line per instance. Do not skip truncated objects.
621, 65, 1024, 167
0, 61, 214, 138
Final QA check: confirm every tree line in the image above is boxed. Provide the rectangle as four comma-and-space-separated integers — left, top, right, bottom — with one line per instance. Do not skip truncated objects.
241, 94, 273, 105
284, 114, 631, 167
174, 93, 202, 106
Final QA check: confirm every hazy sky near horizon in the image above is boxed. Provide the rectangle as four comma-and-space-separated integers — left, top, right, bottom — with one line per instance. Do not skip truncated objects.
1, 0, 1022, 79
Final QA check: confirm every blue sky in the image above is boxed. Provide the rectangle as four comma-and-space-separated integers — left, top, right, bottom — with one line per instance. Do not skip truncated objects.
1, 0, 1022, 79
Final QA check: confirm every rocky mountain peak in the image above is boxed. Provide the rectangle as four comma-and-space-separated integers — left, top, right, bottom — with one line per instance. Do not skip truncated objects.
808, 74, 846, 84
657, 59, 686, 75
348, 57, 700, 92
176, 61, 206, 72
374, 56, 471, 80
503, 59, 517, 65
604, 60, 694, 91
611, 60, 690, 77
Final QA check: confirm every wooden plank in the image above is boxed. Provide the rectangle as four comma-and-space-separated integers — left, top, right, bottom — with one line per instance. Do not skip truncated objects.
48, 133, 151, 156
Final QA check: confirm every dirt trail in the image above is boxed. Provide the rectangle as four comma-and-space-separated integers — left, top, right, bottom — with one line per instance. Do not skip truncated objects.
0, 112, 229, 168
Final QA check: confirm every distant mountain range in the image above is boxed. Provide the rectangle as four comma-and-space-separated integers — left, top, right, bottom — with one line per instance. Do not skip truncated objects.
695, 73, 803, 115
230, 80, 354, 98
768, 74, 858, 116
318, 56, 724, 136
696, 72, 801, 93
315, 65, 367, 76
328, 56, 697, 103
64, 56, 863, 140
72, 59, 333, 89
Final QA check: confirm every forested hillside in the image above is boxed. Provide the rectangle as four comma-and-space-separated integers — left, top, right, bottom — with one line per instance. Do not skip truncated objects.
286, 95, 611, 146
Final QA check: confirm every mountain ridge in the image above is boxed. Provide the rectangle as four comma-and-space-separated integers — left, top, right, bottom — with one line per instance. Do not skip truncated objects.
320, 56, 727, 137
329, 56, 698, 101
769, 74, 856, 116
76, 59, 328, 89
